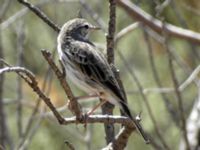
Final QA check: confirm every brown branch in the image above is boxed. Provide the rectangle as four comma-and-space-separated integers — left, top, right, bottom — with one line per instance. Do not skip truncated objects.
101, 0, 117, 144
116, 0, 200, 44
17, 0, 60, 32
0, 66, 65, 124
109, 126, 134, 150
41, 50, 82, 118
107, 0, 116, 64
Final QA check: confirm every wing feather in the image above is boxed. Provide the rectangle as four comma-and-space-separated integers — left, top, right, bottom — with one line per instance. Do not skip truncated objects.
64, 42, 125, 101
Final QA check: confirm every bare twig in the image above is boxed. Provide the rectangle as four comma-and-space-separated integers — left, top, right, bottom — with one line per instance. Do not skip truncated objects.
117, 50, 170, 150
143, 28, 179, 127
41, 50, 82, 118
0, 22, 13, 149
164, 28, 190, 150
17, 0, 60, 32
116, 0, 200, 44
0, 66, 65, 124
107, 0, 116, 64
79, 0, 107, 32
62, 115, 136, 125
0, 24, 6, 150
16, 21, 25, 138
109, 126, 134, 150
101, 0, 117, 144
0, 0, 11, 19
17, 55, 55, 149
181, 83, 200, 149
1, 0, 77, 31
115, 22, 140, 43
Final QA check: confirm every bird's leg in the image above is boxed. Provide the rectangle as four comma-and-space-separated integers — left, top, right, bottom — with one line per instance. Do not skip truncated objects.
83, 99, 107, 129
86, 99, 107, 116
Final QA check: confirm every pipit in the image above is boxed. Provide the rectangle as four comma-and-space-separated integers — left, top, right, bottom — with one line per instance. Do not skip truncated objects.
57, 18, 149, 143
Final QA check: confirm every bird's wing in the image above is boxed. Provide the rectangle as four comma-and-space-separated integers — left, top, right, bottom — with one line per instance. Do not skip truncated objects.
63, 42, 125, 101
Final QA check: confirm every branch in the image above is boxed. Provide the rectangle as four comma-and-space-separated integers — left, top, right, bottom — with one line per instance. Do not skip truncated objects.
62, 115, 135, 126
116, 0, 200, 44
117, 50, 170, 150
164, 31, 190, 150
17, 0, 60, 32
101, 0, 117, 144
41, 50, 82, 118
0, 66, 65, 124
181, 84, 200, 149
115, 22, 140, 44
107, 0, 116, 64
143, 28, 179, 126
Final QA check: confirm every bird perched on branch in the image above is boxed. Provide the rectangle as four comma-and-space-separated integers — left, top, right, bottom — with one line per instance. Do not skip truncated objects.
57, 18, 149, 143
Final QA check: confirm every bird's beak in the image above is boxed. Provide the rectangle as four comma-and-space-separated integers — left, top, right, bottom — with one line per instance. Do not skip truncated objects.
90, 26, 101, 30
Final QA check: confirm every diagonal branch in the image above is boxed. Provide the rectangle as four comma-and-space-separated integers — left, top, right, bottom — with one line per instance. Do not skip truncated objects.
41, 50, 82, 118
17, 0, 60, 32
0, 66, 65, 124
116, 0, 200, 44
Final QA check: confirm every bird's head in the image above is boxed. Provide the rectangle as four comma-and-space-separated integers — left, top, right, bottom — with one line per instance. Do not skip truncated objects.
58, 18, 100, 41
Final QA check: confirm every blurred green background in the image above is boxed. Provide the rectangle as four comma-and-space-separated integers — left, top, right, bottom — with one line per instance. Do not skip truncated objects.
0, 0, 200, 149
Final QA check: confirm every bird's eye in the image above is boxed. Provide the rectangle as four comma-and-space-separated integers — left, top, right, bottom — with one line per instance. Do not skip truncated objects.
84, 25, 89, 29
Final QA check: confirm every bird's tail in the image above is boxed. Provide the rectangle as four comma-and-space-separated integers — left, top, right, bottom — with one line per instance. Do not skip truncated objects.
120, 102, 150, 144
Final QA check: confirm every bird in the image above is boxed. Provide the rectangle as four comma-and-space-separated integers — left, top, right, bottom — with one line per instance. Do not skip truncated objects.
57, 18, 149, 143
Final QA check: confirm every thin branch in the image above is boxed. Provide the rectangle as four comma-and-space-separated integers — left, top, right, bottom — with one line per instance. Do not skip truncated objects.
101, 0, 117, 144
0, 0, 11, 19
115, 22, 140, 43
107, 0, 116, 64
41, 50, 82, 118
0, 24, 6, 150
79, 0, 107, 33
17, 55, 54, 149
116, 0, 200, 44
0, 66, 65, 124
143, 28, 179, 127
117, 50, 170, 150
17, 0, 60, 32
182, 84, 200, 149
62, 115, 136, 125
1, 0, 77, 31
16, 21, 25, 138
164, 28, 190, 150
113, 126, 134, 150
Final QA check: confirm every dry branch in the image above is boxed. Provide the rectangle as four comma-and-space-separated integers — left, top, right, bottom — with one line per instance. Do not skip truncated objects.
116, 0, 200, 44
41, 50, 82, 118
0, 66, 65, 124
17, 0, 60, 32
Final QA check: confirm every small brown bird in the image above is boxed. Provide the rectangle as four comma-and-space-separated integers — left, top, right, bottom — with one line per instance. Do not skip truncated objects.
57, 18, 149, 143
